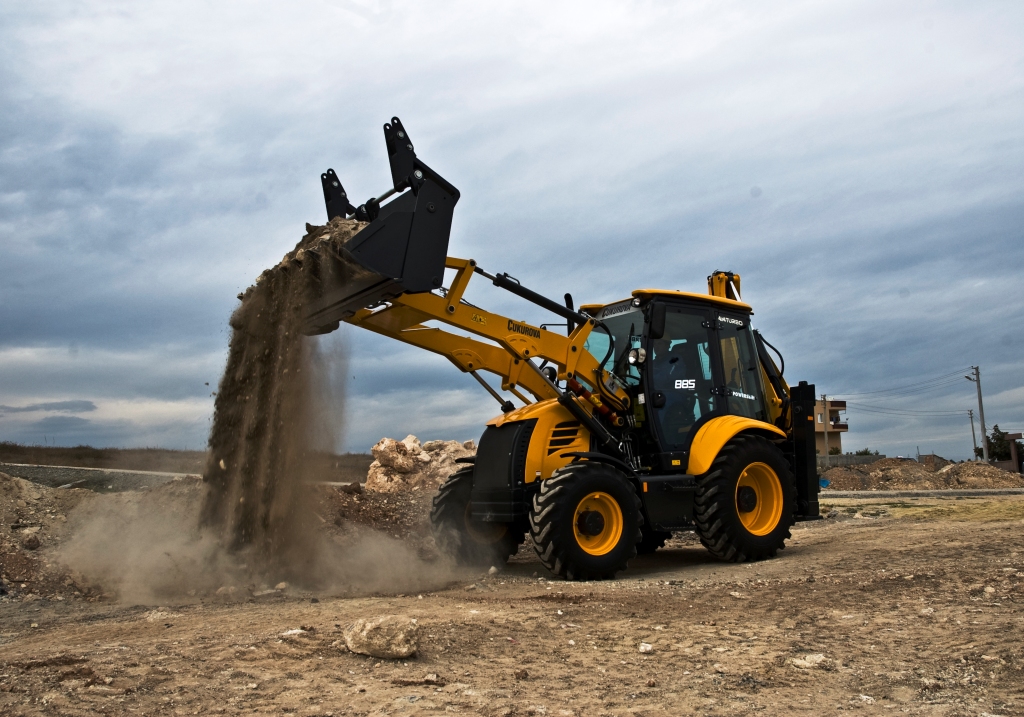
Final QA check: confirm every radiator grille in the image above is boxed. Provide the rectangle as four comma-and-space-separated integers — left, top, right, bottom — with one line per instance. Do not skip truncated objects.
547, 420, 581, 455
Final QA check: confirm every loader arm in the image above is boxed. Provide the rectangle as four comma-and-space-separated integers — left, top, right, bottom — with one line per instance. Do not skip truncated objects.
344, 257, 626, 407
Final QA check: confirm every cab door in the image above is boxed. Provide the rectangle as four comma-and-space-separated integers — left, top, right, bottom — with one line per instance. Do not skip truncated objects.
644, 304, 721, 469
713, 311, 770, 423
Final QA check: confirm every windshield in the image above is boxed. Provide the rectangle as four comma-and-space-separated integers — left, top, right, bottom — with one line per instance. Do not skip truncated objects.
582, 304, 643, 386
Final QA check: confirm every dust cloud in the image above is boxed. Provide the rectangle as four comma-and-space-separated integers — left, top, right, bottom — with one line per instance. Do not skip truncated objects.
57, 219, 463, 603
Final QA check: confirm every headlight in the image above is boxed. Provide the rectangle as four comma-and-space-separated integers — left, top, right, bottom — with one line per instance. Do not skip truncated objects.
627, 348, 647, 365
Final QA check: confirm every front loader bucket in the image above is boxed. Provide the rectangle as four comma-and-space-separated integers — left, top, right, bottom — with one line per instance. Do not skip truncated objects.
301, 117, 460, 336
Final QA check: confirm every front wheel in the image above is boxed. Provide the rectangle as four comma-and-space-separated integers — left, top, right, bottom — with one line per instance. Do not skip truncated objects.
529, 462, 642, 580
693, 434, 795, 562
430, 467, 523, 566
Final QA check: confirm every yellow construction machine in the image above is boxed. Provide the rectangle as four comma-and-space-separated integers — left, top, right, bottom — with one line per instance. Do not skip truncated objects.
304, 117, 821, 580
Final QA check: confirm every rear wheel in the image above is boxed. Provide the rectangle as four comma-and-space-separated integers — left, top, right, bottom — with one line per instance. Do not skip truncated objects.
430, 467, 523, 566
693, 434, 795, 562
529, 462, 642, 580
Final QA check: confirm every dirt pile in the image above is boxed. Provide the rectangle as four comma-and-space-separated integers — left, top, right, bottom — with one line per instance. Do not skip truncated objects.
0, 471, 214, 603
199, 217, 364, 579
0, 471, 89, 599
2, 469, 447, 603
365, 435, 475, 493
824, 457, 1024, 491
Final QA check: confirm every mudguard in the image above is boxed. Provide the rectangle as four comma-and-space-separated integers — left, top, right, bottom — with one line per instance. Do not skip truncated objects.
687, 415, 786, 476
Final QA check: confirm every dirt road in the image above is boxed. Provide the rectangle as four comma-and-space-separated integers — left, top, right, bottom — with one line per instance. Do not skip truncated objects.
2, 495, 1023, 716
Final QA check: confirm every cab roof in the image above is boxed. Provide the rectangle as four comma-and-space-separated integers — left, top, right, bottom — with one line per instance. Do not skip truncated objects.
580, 289, 752, 314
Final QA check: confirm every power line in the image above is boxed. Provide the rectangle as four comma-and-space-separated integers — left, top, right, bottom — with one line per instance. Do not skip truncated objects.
845, 401, 968, 417
832, 367, 975, 398
838, 377, 971, 400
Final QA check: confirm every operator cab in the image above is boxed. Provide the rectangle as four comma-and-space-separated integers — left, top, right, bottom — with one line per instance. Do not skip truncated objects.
582, 291, 769, 473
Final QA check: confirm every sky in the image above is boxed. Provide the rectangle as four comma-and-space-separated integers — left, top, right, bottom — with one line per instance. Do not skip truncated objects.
1, 1, 1022, 460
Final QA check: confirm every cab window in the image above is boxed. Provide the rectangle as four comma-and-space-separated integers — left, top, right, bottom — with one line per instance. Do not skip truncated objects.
582, 309, 644, 386
717, 315, 767, 421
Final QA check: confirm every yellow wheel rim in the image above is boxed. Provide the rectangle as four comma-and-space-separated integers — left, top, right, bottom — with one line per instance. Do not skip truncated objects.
464, 502, 507, 544
573, 492, 624, 556
735, 462, 783, 536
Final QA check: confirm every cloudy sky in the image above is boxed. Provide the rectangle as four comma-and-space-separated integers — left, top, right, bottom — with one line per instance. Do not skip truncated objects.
1, 1, 1022, 460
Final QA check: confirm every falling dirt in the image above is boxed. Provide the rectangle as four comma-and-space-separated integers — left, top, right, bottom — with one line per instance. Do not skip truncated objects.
4, 218, 471, 605
199, 218, 366, 577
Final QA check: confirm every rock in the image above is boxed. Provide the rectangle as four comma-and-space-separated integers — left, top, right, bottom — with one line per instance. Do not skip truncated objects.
513, 669, 529, 680
790, 653, 825, 668
392, 673, 446, 687
639, 642, 653, 653
21, 534, 41, 551
365, 435, 477, 493
275, 581, 289, 590
646, 678, 656, 687
790, 653, 836, 670
371, 438, 420, 473
342, 615, 419, 659
488, 566, 499, 575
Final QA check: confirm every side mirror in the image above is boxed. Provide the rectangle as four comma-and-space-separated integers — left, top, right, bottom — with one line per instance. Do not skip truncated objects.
649, 303, 666, 340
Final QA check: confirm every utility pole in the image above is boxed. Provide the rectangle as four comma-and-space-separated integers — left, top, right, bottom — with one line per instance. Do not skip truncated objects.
821, 393, 829, 468
968, 409, 978, 460
965, 366, 988, 462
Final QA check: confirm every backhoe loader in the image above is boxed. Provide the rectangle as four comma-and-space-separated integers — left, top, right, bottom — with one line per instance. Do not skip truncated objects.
303, 117, 821, 580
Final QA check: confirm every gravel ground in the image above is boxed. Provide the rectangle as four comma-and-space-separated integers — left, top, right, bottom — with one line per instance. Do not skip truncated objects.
2, 488, 1023, 716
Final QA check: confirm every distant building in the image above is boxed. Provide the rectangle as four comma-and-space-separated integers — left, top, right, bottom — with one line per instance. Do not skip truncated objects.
919, 454, 951, 471
813, 399, 847, 455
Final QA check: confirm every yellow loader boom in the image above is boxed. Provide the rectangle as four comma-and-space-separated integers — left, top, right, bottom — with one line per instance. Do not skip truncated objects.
300, 117, 821, 580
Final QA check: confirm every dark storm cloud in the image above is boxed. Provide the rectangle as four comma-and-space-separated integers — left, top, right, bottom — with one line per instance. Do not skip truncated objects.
0, 1, 1022, 457
30, 415, 91, 433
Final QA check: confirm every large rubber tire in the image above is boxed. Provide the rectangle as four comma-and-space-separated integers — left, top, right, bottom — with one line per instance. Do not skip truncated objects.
693, 434, 796, 562
636, 527, 672, 555
430, 467, 523, 567
529, 462, 642, 580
